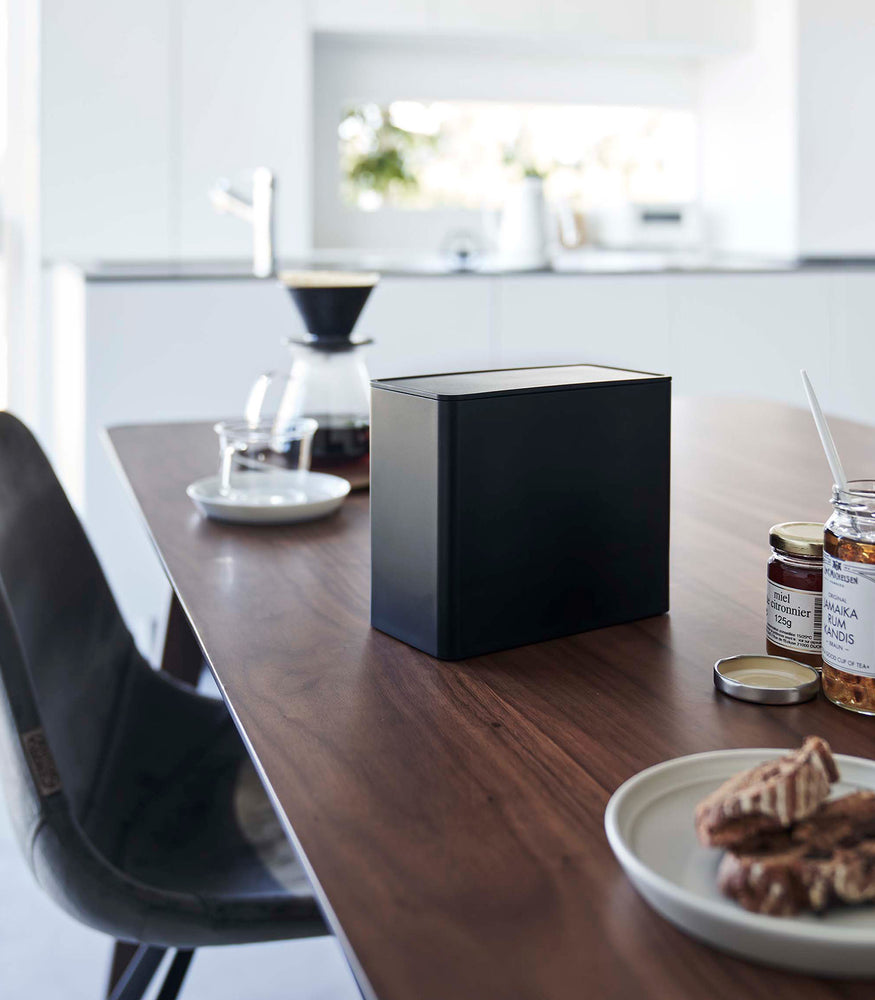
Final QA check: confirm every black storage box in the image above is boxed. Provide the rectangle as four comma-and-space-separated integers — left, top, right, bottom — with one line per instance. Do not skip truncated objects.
370, 364, 671, 660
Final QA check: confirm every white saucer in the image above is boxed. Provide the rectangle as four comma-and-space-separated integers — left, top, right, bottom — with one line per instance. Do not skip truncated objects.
186, 470, 350, 524
605, 748, 875, 977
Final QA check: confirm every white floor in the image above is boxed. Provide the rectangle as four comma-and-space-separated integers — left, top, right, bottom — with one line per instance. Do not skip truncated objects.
0, 783, 361, 999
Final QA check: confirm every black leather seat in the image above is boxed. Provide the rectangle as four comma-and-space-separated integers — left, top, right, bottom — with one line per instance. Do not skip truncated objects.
0, 413, 327, 998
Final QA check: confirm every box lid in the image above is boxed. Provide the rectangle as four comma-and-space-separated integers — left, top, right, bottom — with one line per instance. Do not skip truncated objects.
372, 364, 670, 401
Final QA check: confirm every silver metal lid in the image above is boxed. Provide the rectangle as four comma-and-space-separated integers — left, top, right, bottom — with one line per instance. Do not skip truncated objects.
714, 654, 821, 705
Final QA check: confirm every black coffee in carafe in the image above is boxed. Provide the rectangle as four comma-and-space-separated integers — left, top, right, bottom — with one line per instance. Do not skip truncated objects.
309, 415, 370, 465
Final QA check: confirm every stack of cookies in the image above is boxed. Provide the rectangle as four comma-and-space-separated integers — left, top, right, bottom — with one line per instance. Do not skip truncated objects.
695, 736, 875, 916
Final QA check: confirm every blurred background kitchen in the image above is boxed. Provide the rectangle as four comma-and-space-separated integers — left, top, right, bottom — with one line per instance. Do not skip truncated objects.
2, 2, 875, 992
9, 0, 875, 657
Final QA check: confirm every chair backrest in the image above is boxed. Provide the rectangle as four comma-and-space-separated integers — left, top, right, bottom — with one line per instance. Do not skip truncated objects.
0, 412, 142, 858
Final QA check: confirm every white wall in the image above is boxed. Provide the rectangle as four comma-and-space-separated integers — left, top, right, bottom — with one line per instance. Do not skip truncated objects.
313, 33, 699, 251
178, 0, 312, 258
40, 0, 311, 262
3, 0, 43, 430
797, 0, 875, 256
699, 0, 875, 258
41, 0, 174, 261
698, 0, 798, 257
311, 0, 753, 55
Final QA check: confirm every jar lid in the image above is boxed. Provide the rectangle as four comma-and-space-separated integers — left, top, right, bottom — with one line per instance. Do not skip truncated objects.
769, 521, 824, 558
714, 654, 820, 705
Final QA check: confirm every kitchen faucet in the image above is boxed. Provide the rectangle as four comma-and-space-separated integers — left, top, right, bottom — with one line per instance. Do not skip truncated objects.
208, 167, 275, 278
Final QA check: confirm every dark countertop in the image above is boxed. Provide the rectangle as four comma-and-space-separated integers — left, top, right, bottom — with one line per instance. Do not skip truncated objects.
47, 250, 875, 282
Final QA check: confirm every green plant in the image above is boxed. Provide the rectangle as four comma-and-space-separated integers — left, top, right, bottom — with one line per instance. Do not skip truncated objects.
348, 147, 417, 196
340, 105, 437, 204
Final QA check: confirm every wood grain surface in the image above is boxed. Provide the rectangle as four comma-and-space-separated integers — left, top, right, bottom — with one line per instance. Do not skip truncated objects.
108, 398, 875, 1000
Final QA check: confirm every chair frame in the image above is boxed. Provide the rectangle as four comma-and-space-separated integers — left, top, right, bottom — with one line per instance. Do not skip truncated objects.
108, 944, 194, 1000
0, 414, 327, 1000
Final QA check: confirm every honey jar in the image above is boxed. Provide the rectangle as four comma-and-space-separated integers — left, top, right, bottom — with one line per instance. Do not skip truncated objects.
766, 522, 823, 671
822, 482, 875, 714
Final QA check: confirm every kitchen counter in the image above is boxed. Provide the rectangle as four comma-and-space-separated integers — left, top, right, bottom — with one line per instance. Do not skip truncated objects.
53, 249, 854, 282
46, 254, 875, 652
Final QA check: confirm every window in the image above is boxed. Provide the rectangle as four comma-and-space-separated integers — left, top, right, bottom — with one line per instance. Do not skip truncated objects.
339, 100, 697, 212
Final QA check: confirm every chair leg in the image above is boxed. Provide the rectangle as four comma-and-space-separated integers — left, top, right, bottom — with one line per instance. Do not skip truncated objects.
106, 941, 138, 997
107, 944, 166, 1000
160, 593, 204, 686
154, 950, 195, 1000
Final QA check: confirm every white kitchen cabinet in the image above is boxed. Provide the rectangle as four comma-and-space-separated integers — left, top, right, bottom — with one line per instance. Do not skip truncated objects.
665, 274, 833, 406
39, 0, 311, 262
495, 272, 837, 414
50, 274, 298, 654
312, 0, 545, 36
41, 0, 174, 259
649, 0, 753, 51
826, 272, 875, 427
797, 0, 875, 256
493, 275, 672, 375
549, 0, 648, 41
179, 0, 312, 258
309, 0, 750, 51
310, 0, 430, 33
434, 0, 548, 35
365, 277, 497, 378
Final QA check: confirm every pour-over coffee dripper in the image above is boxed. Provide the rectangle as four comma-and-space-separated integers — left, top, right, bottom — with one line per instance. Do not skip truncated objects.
283, 270, 378, 345
272, 270, 379, 487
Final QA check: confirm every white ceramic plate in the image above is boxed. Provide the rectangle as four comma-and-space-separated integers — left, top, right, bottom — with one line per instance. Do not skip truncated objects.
605, 748, 875, 977
186, 470, 350, 525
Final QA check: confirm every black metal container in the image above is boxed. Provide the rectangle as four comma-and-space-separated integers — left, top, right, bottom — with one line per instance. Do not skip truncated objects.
370, 364, 671, 660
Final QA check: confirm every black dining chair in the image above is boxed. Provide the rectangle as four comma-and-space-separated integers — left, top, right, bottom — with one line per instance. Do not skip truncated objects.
0, 412, 327, 999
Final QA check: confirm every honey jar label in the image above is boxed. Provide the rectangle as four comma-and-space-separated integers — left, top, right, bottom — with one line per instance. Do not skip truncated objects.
822, 553, 875, 678
766, 582, 822, 653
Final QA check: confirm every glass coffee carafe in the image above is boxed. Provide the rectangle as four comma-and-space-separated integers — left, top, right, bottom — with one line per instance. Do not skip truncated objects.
249, 271, 378, 486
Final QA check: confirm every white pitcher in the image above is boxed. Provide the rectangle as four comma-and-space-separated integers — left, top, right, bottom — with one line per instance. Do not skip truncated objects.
486, 177, 550, 270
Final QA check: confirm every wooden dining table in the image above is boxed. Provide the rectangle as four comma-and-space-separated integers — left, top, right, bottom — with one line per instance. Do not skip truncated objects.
107, 397, 875, 1000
